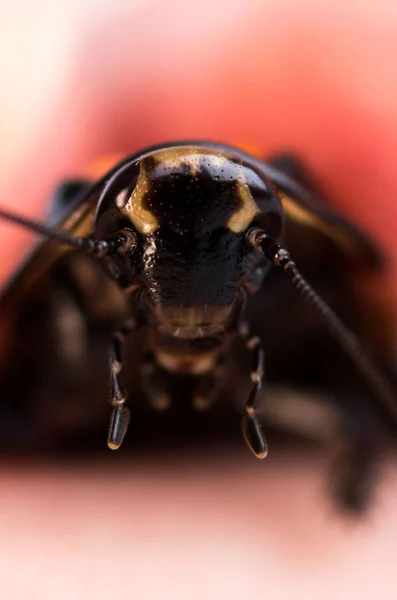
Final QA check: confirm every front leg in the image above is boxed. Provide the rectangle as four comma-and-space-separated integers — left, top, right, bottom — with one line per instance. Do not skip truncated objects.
241, 335, 268, 458
107, 319, 136, 450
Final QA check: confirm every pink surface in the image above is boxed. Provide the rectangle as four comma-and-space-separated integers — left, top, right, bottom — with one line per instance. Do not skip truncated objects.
1, 455, 397, 599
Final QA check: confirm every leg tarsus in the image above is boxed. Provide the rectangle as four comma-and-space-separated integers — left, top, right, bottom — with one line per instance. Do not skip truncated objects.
242, 335, 268, 458
241, 412, 268, 459
108, 404, 131, 450
107, 320, 135, 450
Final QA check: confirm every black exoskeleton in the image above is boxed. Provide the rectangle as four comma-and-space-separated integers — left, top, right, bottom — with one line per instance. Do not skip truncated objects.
0, 141, 396, 512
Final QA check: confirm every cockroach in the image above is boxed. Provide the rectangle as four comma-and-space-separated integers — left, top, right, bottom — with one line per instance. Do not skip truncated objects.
0, 141, 395, 510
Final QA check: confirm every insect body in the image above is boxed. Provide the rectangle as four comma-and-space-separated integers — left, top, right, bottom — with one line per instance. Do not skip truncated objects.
0, 142, 396, 508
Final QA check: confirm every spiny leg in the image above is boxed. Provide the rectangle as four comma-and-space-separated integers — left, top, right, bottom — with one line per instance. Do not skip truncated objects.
107, 320, 136, 450
241, 335, 268, 459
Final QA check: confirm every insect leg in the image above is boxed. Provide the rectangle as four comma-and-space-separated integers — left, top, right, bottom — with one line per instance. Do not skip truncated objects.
142, 360, 171, 411
241, 335, 268, 459
251, 231, 397, 426
332, 411, 385, 514
192, 362, 224, 411
331, 434, 380, 513
107, 320, 136, 450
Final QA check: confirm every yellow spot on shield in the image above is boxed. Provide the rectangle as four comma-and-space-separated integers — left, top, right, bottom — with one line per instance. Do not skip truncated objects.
123, 161, 159, 234
227, 167, 261, 233
153, 146, 232, 178
185, 154, 201, 176
205, 154, 230, 171
153, 147, 204, 177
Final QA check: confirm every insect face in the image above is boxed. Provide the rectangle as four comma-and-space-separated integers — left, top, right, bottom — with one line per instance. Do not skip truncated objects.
94, 147, 284, 334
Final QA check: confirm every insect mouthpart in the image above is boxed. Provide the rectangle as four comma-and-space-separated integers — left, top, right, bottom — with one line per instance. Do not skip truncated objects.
151, 305, 235, 339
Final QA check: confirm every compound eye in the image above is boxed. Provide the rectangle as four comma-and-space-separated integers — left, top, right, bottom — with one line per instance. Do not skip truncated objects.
246, 227, 266, 252
120, 228, 138, 254
111, 228, 138, 256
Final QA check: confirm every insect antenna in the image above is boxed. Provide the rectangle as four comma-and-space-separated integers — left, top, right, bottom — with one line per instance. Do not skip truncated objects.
250, 230, 397, 422
0, 206, 125, 257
